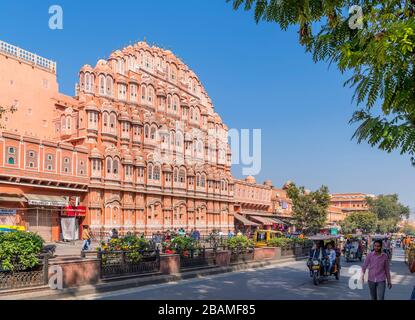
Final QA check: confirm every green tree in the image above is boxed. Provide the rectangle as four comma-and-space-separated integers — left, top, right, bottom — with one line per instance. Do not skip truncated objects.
287, 183, 330, 235
401, 222, 415, 235
365, 194, 410, 232
227, 0, 415, 164
340, 211, 378, 234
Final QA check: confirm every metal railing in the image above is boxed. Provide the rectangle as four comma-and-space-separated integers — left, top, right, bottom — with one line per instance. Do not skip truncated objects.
0, 256, 49, 291
177, 247, 216, 270
0, 40, 57, 74
98, 250, 160, 279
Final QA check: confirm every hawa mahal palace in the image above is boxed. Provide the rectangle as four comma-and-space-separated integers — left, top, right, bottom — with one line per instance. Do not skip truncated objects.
0, 40, 368, 241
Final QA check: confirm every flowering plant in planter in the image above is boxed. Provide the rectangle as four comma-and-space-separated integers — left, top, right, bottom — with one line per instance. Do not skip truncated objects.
0, 231, 44, 272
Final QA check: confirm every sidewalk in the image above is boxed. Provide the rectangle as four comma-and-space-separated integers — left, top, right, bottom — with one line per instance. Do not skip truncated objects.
1, 256, 307, 300
48, 241, 99, 258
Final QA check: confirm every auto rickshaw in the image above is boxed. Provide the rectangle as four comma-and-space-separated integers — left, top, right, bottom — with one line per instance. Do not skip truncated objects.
253, 230, 283, 247
306, 234, 341, 285
344, 234, 365, 262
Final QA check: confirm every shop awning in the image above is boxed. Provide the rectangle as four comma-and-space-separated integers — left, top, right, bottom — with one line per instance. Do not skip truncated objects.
269, 217, 287, 225
0, 194, 27, 203
25, 194, 68, 207
250, 216, 275, 226
233, 213, 260, 226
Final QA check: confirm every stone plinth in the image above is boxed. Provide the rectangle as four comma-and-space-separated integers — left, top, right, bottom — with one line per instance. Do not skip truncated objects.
48, 258, 100, 289
253, 247, 277, 261
215, 250, 231, 267
160, 254, 180, 274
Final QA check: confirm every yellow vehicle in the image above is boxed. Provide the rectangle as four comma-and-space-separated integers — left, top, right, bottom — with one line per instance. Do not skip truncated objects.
0, 225, 26, 232
254, 230, 283, 247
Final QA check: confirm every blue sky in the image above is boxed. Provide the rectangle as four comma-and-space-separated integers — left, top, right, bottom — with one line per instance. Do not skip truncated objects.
1, 0, 414, 211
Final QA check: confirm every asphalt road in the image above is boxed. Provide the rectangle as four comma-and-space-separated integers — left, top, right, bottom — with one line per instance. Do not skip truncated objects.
70, 248, 414, 300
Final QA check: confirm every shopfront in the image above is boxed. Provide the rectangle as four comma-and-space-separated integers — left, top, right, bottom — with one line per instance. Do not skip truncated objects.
24, 194, 69, 242
60, 205, 86, 241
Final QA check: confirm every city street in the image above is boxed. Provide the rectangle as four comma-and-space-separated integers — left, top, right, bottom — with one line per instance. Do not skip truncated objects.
66, 248, 414, 300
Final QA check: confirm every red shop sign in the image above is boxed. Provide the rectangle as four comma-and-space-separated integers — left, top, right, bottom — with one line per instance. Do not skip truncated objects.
62, 206, 87, 217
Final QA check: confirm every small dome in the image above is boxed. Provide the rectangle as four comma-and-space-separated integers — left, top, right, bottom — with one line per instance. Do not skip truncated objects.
95, 59, 112, 74
246, 176, 256, 184
264, 180, 273, 187
80, 64, 93, 72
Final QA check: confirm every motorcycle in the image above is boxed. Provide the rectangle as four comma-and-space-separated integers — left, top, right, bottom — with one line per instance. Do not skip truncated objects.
307, 257, 340, 286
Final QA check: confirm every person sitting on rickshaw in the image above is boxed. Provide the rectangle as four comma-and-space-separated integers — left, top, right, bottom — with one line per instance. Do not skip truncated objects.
309, 240, 328, 275
326, 243, 337, 273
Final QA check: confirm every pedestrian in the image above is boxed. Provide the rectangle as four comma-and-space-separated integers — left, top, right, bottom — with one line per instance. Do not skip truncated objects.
361, 240, 392, 300
81, 225, 92, 251
110, 228, 119, 240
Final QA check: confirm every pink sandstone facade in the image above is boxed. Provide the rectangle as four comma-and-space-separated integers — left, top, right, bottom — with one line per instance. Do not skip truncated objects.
0, 40, 235, 240
0, 40, 371, 241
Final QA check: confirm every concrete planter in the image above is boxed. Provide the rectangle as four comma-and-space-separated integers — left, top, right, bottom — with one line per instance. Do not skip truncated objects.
215, 250, 231, 267
48, 258, 100, 289
253, 247, 278, 261
159, 254, 180, 275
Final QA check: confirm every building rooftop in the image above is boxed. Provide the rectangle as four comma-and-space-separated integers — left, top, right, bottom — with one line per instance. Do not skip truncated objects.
0, 40, 57, 74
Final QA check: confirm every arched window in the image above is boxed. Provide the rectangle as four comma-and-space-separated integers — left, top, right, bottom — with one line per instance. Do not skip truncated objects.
106, 76, 113, 96
106, 158, 112, 174
148, 164, 153, 180
176, 132, 183, 148
196, 174, 200, 187
195, 108, 200, 121
103, 113, 108, 130
190, 107, 194, 120
150, 126, 157, 140
170, 131, 175, 146
179, 168, 186, 183
148, 86, 154, 104
153, 165, 161, 181
173, 168, 178, 182
201, 174, 206, 188
85, 73, 91, 92
144, 124, 150, 139
167, 95, 172, 110
141, 85, 146, 101
8, 157, 15, 165
173, 96, 178, 111
113, 159, 119, 175
110, 114, 117, 131
66, 116, 71, 131
99, 75, 106, 95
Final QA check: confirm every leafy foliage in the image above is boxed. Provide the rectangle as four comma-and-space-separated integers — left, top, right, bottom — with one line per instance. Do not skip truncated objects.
267, 237, 292, 248
99, 235, 152, 264
225, 235, 254, 251
228, 0, 415, 163
287, 183, 331, 235
340, 211, 378, 234
0, 232, 44, 272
